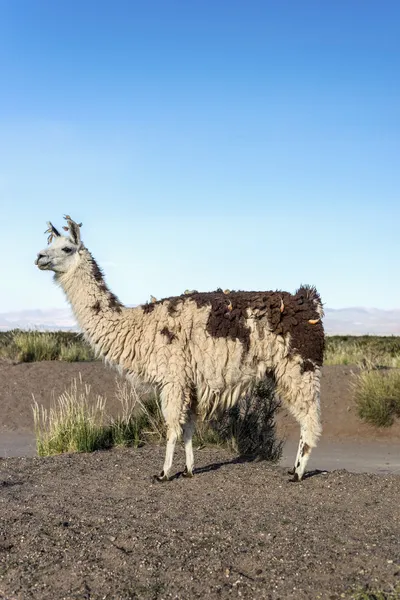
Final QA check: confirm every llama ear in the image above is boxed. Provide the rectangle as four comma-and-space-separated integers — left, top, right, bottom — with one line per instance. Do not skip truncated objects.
69, 221, 81, 245
44, 222, 61, 245
63, 215, 82, 246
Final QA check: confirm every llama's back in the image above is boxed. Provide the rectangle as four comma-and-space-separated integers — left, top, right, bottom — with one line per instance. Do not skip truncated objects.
133, 287, 324, 403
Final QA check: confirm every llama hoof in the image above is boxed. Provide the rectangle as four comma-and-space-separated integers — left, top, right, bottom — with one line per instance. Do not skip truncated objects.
289, 472, 300, 483
182, 467, 194, 478
153, 471, 170, 483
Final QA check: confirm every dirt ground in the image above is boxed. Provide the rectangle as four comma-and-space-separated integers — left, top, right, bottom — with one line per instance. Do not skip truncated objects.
0, 361, 399, 599
0, 447, 399, 600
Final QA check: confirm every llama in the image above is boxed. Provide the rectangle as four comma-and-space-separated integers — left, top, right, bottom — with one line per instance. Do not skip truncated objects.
35, 216, 325, 482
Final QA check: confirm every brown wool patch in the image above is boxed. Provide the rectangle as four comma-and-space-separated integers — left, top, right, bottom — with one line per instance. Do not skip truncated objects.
166, 291, 257, 351
107, 293, 122, 312
147, 286, 324, 367
142, 303, 155, 314
90, 255, 105, 283
91, 300, 101, 314
88, 252, 123, 313
302, 443, 310, 457
301, 360, 315, 373
160, 327, 176, 344
287, 286, 325, 369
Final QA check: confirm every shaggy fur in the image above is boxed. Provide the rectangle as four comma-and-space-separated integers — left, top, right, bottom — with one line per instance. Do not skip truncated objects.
36, 217, 325, 481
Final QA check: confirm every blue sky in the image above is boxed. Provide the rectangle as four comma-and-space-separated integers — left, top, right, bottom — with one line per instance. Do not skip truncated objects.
0, 1, 399, 313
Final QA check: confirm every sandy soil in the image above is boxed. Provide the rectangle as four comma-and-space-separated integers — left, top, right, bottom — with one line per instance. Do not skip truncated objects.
0, 361, 399, 598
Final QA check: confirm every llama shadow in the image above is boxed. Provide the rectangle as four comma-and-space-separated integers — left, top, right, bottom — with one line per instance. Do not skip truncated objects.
192, 455, 255, 476
293, 468, 329, 481
173, 460, 329, 481
159, 456, 252, 482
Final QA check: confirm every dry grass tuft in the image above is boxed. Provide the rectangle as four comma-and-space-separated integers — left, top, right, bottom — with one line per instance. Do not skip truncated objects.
0, 330, 94, 363
32, 374, 164, 456
33, 375, 109, 455
325, 336, 400, 368
2, 331, 400, 368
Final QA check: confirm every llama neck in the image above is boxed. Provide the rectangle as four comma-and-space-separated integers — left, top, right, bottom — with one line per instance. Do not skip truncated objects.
56, 248, 124, 357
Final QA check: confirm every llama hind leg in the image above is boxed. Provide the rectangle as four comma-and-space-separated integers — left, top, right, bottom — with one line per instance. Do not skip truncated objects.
288, 431, 304, 476
291, 395, 321, 481
291, 426, 309, 481
279, 369, 322, 481
182, 410, 197, 477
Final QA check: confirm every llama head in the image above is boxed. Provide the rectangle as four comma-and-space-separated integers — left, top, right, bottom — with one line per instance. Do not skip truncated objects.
35, 215, 83, 274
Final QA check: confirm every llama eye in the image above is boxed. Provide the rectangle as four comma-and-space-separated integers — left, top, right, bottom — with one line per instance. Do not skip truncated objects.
62, 247, 73, 254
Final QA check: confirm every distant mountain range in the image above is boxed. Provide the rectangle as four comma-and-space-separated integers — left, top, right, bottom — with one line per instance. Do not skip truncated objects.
0, 309, 78, 332
323, 307, 400, 335
1, 307, 400, 336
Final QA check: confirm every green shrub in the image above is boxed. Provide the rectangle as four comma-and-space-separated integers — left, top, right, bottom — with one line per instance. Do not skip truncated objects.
194, 379, 282, 462
209, 379, 283, 461
352, 368, 400, 427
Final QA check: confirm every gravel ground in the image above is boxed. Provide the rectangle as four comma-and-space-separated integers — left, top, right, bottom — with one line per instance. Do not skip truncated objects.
0, 446, 399, 600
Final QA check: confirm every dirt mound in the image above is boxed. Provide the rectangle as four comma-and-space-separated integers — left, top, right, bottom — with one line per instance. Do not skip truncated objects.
0, 447, 399, 600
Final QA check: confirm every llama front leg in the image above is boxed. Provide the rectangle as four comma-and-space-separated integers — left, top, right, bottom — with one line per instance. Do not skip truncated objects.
155, 382, 188, 482
155, 426, 178, 482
